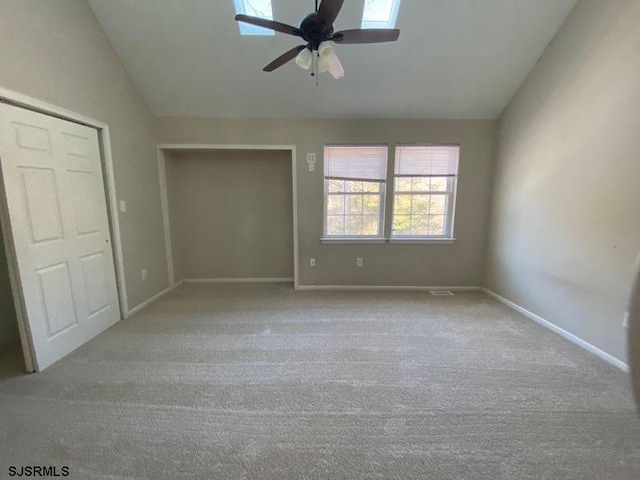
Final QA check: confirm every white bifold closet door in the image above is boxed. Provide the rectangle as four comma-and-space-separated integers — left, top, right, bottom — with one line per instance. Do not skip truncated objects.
0, 103, 120, 371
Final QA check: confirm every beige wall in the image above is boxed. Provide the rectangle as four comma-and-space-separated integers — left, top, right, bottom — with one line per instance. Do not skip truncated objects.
166, 150, 293, 280
0, 0, 169, 310
157, 118, 497, 287
0, 231, 18, 346
485, 0, 640, 362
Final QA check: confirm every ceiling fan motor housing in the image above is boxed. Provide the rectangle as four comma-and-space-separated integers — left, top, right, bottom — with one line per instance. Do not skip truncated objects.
300, 13, 334, 50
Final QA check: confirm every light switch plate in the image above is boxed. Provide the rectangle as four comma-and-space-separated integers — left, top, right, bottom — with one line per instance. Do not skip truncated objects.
119, 200, 127, 213
306, 153, 316, 172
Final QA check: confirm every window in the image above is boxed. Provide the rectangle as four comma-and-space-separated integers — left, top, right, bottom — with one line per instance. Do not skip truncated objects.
361, 0, 402, 29
392, 146, 459, 238
324, 145, 388, 238
322, 144, 459, 242
234, 0, 274, 36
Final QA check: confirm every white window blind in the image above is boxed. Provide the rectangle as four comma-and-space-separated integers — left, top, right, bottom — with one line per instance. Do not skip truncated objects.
394, 145, 459, 177
324, 145, 388, 182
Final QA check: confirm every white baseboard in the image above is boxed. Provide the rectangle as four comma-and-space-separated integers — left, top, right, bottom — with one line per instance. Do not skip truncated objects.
126, 286, 173, 318
174, 280, 478, 292
296, 285, 481, 291
482, 288, 629, 373
181, 278, 294, 284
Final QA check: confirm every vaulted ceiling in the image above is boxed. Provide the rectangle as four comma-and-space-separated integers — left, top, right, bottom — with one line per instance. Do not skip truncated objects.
87, 0, 577, 119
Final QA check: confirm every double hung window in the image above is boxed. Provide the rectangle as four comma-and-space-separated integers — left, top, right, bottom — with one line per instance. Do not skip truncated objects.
323, 144, 459, 241
324, 145, 388, 237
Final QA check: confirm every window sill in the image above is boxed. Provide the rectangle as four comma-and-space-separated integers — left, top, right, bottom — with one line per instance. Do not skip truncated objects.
321, 237, 386, 244
389, 238, 457, 245
320, 237, 457, 245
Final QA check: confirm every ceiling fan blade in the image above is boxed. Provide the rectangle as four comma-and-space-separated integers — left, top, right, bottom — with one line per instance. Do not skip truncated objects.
317, 0, 345, 26
235, 14, 302, 37
332, 29, 400, 44
263, 45, 307, 72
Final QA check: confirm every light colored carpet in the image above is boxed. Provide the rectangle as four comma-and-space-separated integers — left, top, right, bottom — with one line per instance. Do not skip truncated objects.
1, 283, 639, 479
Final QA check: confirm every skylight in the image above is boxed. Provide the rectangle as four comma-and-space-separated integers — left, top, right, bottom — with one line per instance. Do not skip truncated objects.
234, 0, 274, 36
361, 0, 401, 29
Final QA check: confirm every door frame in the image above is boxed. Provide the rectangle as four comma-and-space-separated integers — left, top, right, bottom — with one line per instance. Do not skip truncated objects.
0, 87, 128, 372
157, 144, 299, 289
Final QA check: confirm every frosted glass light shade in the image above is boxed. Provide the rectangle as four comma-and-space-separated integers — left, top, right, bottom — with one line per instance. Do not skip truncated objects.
327, 55, 345, 79
318, 42, 335, 60
318, 59, 330, 74
317, 42, 344, 79
295, 48, 312, 70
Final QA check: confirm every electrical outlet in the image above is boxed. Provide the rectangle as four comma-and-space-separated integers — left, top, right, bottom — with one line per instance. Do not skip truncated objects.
141, 269, 147, 280
310, 258, 316, 267
356, 258, 363, 268
119, 200, 127, 213
623, 312, 630, 329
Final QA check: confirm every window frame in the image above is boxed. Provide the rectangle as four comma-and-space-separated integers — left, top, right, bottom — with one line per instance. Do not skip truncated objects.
390, 144, 460, 240
323, 145, 388, 240
324, 180, 387, 239
321, 143, 460, 244
390, 176, 457, 239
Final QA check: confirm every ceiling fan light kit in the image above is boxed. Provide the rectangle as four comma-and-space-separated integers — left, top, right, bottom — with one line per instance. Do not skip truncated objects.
318, 43, 345, 79
235, 0, 400, 80
295, 48, 313, 71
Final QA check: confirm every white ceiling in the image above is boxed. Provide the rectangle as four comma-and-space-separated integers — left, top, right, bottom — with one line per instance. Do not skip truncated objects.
87, 0, 576, 119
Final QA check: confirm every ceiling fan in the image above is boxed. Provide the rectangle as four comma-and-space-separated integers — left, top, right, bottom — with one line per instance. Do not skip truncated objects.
235, 0, 400, 78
